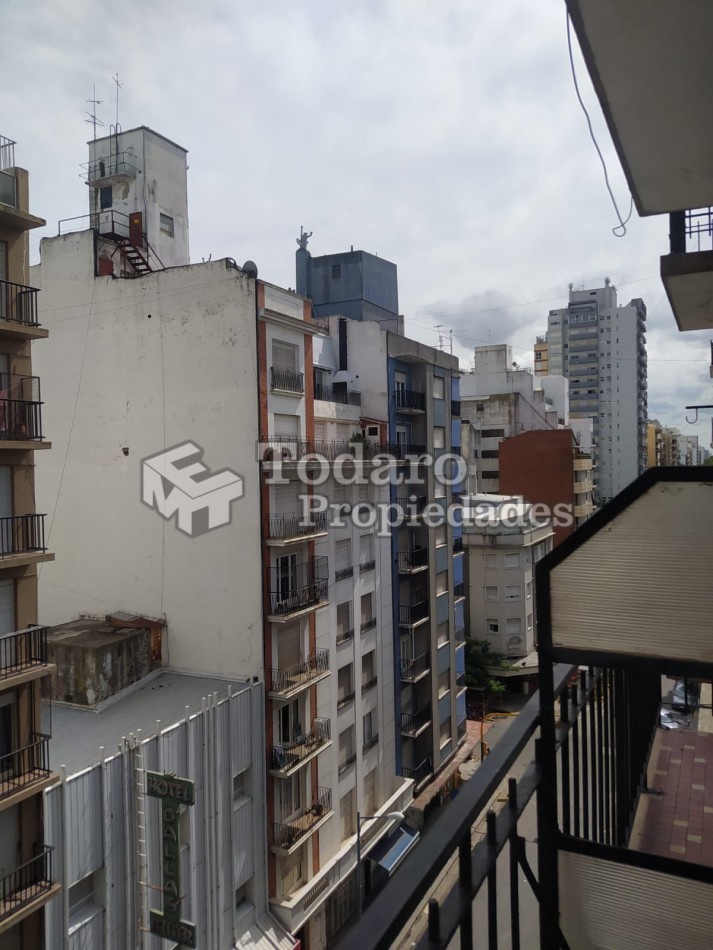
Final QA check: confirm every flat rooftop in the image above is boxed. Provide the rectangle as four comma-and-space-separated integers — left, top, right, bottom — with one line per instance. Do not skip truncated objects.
45, 671, 248, 776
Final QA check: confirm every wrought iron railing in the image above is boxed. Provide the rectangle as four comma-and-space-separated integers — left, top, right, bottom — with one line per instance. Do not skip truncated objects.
271, 366, 305, 394
397, 495, 428, 516
0, 515, 47, 558
400, 654, 430, 682
0, 845, 54, 922
395, 389, 426, 412
271, 719, 331, 775
335, 565, 354, 581
269, 557, 328, 615
273, 788, 332, 850
267, 511, 327, 540
336, 627, 354, 645
0, 734, 51, 799
359, 559, 375, 574
398, 549, 428, 572
0, 626, 48, 678
401, 705, 432, 737
399, 601, 429, 626
314, 382, 362, 406
670, 206, 713, 254
402, 757, 432, 784
82, 151, 138, 181
268, 650, 330, 696
0, 397, 43, 441
0, 279, 40, 327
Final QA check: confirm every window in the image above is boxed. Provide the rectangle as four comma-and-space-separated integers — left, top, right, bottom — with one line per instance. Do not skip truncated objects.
359, 533, 374, 565
526, 581, 533, 598
361, 592, 373, 625
527, 613, 533, 630
336, 539, 352, 575
481, 470, 499, 480
355, 482, 370, 505
0, 691, 16, 763
433, 427, 446, 449
272, 340, 298, 372
365, 768, 378, 815
505, 585, 521, 602
436, 571, 448, 595
68, 873, 96, 915
485, 586, 498, 602
504, 553, 520, 569
278, 699, 302, 745
487, 620, 499, 633
437, 622, 449, 646
160, 213, 174, 237
438, 669, 450, 698
337, 602, 352, 641
435, 525, 447, 547
482, 428, 505, 439
99, 186, 112, 209
506, 618, 522, 634
485, 553, 497, 569
281, 847, 305, 896
340, 789, 355, 841
481, 449, 498, 458
338, 726, 355, 775
338, 664, 354, 705
363, 710, 377, 748
362, 650, 376, 689
278, 774, 302, 820
439, 718, 452, 746
433, 377, 445, 400
233, 767, 251, 801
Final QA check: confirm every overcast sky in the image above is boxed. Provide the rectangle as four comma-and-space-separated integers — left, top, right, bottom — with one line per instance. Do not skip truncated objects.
3, 0, 711, 447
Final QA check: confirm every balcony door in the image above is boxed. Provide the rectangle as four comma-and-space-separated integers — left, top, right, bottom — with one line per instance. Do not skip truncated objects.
276, 553, 298, 608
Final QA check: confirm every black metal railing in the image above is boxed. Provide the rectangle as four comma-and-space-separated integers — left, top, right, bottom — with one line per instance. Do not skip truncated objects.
267, 511, 327, 540
260, 437, 426, 463
454, 582, 465, 598
359, 559, 376, 574
0, 626, 48, 678
453, 536, 464, 553
400, 654, 430, 682
268, 650, 330, 696
0, 734, 51, 800
402, 757, 432, 784
399, 601, 429, 626
0, 845, 54, 923
0, 397, 43, 441
0, 515, 47, 558
670, 207, 713, 254
314, 383, 362, 407
363, 734, 379, 753
398, 549, 428, 572
395, 389, 426, 412
271, 367, 305, 394
273, 788, 332, 851
336, 627, 354, 645
451, 400, 461, 417
360, 617, 377, 634
0, 279, 41, 327
271, 719, 331, 774
58, 210, 165, 271
83, 152, 138, 181
341, 664, 660, 950
401, 705, 432, 737
269, 557, 328, 615
397, 495, 428, 516
362, 671, 378, 693
335, 566, 354, 581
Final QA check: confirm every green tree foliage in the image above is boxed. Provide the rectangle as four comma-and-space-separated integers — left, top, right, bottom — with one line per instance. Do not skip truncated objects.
464, 637, 508, 694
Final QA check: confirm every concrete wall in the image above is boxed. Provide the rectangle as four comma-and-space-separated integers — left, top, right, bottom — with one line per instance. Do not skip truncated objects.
32, 235, 263, 679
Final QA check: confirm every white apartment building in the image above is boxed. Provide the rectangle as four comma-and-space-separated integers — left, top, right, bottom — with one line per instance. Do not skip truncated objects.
258, 291, 412, 946
544, 281, 648, 502
461, 495, 554, 659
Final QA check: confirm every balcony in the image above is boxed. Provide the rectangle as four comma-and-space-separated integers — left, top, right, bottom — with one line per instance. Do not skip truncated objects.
273, 788, 332, 854
270, 367, 304, 394
359, 559, 376, 575
1, 626, 49, 683
0, 279, 44, 335
397, 495, 428, 520
268, 557, 328, 621
82, 151, 137, 183
270, 719, 331, 777
398, 548, 428, 574
395, 389, 426, 413
663, 207, 713, 331
335, 565, 354, 582
0, 514, 49, 563
0, 734, 52, 802
266, 512, 328, 545
400, 653, 430, 683
399, 601, 429, 627
402, 757, 432, 785
0, 846, 55, 925
268, 650, 330, 700
314, 382, 361, 407
401, 704, 431, 738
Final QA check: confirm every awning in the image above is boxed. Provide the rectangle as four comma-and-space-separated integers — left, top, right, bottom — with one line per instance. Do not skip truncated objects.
367, 823, 420, 875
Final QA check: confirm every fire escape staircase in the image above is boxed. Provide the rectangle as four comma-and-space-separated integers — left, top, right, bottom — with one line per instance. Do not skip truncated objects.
118, 238, 153, 276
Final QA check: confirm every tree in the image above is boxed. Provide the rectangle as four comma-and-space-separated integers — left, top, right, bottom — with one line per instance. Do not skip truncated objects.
464, 637, 508, 695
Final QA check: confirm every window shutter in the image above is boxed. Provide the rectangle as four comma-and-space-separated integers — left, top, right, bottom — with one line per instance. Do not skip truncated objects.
273, 414, 299, 439
272, 341, 297, 371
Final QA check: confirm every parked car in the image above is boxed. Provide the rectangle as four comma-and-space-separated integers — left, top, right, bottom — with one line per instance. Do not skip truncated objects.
671, 680, 700, 712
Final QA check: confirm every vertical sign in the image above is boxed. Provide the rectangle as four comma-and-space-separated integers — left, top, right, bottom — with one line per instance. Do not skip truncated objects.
146, 772, 197, 948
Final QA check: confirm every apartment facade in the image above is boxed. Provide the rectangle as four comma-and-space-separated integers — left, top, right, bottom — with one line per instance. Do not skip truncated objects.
257, 290, 412, 946
544, 282, 648, 503
0, 135, 59, 948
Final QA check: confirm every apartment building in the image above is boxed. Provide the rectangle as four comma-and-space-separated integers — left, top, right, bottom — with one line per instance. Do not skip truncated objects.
0, 135, 58, 948
543, 281, 648, 503
461, 494, 553, 659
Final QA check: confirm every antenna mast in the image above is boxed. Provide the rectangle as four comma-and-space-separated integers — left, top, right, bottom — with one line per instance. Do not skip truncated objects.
84, 84, 104, 140
112, 73, 122, 128
435, 324, 444, 351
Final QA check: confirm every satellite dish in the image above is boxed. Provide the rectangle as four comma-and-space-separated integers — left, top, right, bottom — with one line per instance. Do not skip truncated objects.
243, 261, 258, 278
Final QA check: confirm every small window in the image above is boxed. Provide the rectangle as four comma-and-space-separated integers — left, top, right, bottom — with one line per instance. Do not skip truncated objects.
485, 586, 498, 602
433, 377, 445, 400
332, 264, 341, 280
504, 553, 520, 569
433, 426, 446, 449
160, 213, 174, 238
506, 618, 522, 634
487, 620, 499, 633
505, 585, 521, 602
485, 553, 497, 569
438, 669, 450, 698
99, 186, 112, 209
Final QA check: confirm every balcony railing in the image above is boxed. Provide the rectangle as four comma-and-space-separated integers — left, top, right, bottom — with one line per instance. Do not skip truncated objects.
271, 718, 331, 775
336, 627, 354, 646
359, 559, 376, 574
268, 650, 330, 697
0, 397, 44, 441
338, 753, 357, 776
270, 367, 305, 394
314, 382, 362, 407
0, 845, 54, 924
273, 788, 332, 851
397, 495, 428, 516
0, 626, 48, 679
342, 664, 659, 950
0, 734, 51, 800
0, 514, 47, 558
670, 206, 713, 254
335, 565, 354, 581
400, 653, 430, 682
401, 704, 432, 737
363, 734, 379, 753
360, 617, 376, 634
399, 601, 429, 626
267, 511, 327, 541
454, 582, 465, 598
260, 438, 426, 463
337, 688, 355, 710
395, 389, 426, 412
0, 279, 41, 327
82, 152, 138, 182
398, 549, 428, 573
269, 557, 328, 616
402, 757, 432, 784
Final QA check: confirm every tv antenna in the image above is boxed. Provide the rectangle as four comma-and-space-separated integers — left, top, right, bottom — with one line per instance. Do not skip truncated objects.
112, 73, 122, 127
85, 84, 104, 140
435, 324, 444, 350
